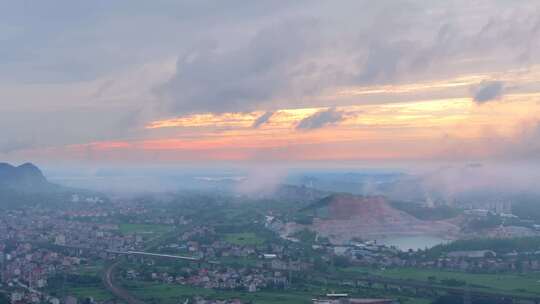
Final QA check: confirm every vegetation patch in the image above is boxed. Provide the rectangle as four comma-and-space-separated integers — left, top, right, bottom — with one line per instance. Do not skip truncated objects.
344, 267, 540, 296
224, 232, 264, 246
390, 201, 461, 220
428, 237, 540, 255
119, 223, 172, 235
46, 273, 114, 302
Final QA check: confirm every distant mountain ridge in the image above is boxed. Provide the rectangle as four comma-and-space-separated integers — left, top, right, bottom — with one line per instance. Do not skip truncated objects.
250, 184, 329, 203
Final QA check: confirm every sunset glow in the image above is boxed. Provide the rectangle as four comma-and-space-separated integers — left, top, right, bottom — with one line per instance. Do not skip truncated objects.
2, 1, 540, 164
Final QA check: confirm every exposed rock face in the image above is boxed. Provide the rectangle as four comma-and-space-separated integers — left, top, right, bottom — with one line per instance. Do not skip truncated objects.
309, 194, 459, 243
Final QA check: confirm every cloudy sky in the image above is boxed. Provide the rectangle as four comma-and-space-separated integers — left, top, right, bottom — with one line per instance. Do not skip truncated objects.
2, 0, 540, 165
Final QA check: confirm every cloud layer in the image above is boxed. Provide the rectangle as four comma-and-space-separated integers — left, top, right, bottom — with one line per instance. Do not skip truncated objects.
158, 18, 325, 114
1, 1, 540, 163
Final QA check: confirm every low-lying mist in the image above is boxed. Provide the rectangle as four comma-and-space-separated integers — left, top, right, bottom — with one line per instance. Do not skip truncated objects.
43, 162, 540, 206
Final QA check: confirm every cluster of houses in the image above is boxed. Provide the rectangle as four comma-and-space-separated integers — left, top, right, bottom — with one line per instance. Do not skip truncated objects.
190, 297, 244, 304
0, 243, 85, 304
130, 266, 288, 292
166, 226, 298, 265
124, 226, 301, 292
0, 209, 146, 253
0, 206, 161, 304
0, 243, 82, 288
312, 294, 396, 304
329, 239, 540, 273
410, 250, 540, 273
8, 293, 88, 304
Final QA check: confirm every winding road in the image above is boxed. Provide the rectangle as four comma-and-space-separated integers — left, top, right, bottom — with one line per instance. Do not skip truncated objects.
100, 228, 195, 304
102, 262, 145, 304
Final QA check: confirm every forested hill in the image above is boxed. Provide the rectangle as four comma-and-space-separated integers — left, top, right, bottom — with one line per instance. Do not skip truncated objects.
0, 162, 105, 209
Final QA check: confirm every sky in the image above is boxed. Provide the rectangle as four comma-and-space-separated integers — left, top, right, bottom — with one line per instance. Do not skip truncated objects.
2, 0, 540, 166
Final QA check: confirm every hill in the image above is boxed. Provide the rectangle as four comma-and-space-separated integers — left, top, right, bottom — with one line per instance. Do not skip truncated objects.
0, 162, 104, 209
0, 162, 55, 191
305, 194, 459, 243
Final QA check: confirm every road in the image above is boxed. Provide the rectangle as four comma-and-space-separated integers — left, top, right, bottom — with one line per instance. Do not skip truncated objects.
107, 250, 200, 261
102, 262, 146, 304
100, 226, 192, 304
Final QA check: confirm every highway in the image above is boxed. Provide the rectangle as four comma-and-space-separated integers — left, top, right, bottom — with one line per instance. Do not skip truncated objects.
107, 250, 200, 261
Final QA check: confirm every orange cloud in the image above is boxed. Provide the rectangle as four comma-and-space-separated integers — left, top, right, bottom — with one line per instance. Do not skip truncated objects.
22, 84, 540, 163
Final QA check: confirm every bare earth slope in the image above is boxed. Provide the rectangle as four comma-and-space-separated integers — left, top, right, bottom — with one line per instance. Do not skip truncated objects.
311, 194, 459, 243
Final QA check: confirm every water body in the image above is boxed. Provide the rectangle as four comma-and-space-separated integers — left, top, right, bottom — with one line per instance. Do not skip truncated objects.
379, 236, 448, 251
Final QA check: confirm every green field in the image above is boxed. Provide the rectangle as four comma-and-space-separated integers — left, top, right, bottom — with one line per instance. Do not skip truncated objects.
61, 286, 114, 302
72, 261, 106, 276
46, 261, 114, 302
124, 281, 312, 304
119, 223, 172, 235
123, 281, 430, 304
344, 267, 540, 296
224, 232, 265, 246
46, 277, 113, 302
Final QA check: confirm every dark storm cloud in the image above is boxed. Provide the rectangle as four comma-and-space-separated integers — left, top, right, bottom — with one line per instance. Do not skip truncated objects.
296, 108, 345, 130
473, 81, 504, 104
252, 111, 274, 128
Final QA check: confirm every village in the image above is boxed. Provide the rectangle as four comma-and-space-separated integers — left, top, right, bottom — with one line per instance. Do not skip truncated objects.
2, 196, 540, 304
